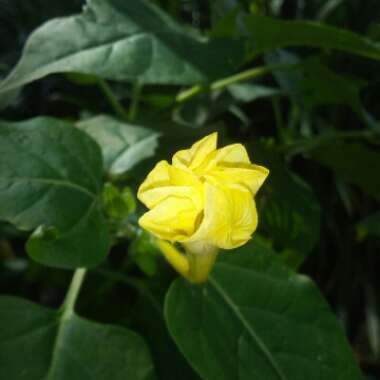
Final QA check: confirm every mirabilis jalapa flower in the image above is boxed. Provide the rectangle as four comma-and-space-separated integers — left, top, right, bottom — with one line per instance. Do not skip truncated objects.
137, 132, 269, 283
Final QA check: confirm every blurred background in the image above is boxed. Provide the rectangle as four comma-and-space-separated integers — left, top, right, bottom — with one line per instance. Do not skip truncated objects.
0, 0, 380, 378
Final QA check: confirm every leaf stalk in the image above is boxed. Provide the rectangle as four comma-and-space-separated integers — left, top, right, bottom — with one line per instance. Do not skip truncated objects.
61, 268, 87, 318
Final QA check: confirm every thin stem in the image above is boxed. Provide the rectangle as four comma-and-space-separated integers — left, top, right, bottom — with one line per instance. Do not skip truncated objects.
97, 79, 129, 120
60, 268, 86, 318
175, 63, 296, 104
128, 81, 142, 121
176, 84, 203, 103
156, 240, 189, 278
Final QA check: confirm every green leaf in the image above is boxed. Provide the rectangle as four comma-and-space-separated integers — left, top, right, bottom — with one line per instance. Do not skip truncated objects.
0, 0, 245, 94
0, 87, 19, 110
295, 59, 365, 111
0, 296, 155, 380
77, 115, 160, 176
245, 14, 380, 61
209, 6, 241, 38
165, 239, 363, 380
264, 50, 305, 107
251, 141, 321, 267
310, 141, 380, 201
102, 183, 136, 220
228, 83, 283, 103
0, 117, 109, 268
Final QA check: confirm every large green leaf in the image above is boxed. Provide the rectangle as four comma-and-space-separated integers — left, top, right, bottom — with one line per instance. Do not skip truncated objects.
0, 0, 245, 94
245, 14, 380, 61
77, 115, 160, 176
0, 296, 155, 380
165, 240, 363, 380
251, 141, 321, 267
310, 141, 380, 202
0, 117, 109, 268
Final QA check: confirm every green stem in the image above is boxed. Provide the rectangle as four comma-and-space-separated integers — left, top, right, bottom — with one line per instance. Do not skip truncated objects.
60, 268, 86, 318
176, 84, 204, 103
183, 241, 219, 284
128, 81, 142, 121
176, 63, 295, 103
97, 79, 129, 120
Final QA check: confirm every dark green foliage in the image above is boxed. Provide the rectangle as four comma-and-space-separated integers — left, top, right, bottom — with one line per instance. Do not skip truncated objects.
166, 240, 363, 380
0, 117, 109, 268
0, 1, 379, 379
0, 296, 155, 380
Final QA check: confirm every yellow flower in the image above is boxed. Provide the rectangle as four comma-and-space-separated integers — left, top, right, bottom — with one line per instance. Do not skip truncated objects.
138, 132, 268, 247
137, 132, 269, 282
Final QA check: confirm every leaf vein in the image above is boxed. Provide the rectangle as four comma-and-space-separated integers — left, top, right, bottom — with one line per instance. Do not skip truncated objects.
209, 276, 288, 380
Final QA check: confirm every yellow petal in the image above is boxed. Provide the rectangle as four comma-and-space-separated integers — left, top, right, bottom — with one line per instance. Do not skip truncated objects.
140, 186, 203, 210
200, 142, 269, 195
138, 196, 202, 241
187, 181, 257, 249
228, 187, 258, 247
138, 134, 267, 251
138, 160, 202, 209
208, 164, 269, 196
203, 143, 251, 170
172, 132, 217, 170
214, 143, 251, 164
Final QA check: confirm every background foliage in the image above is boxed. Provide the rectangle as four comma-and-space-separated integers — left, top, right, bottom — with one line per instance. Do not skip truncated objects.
1, 0, 380, 379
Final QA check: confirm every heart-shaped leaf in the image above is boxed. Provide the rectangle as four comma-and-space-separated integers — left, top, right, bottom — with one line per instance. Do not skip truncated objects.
165, 240, 362, 380
0, 117, 109, 268
0, 296, 155, 380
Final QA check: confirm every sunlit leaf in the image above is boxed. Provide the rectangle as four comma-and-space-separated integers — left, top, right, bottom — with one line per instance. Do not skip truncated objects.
77, 115, 160, 176
0, 0, 245, 94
